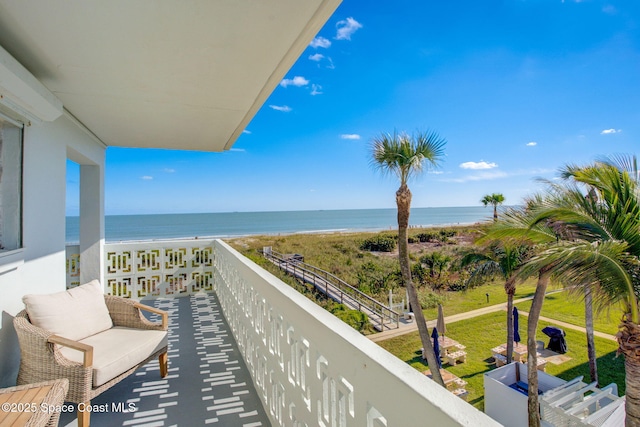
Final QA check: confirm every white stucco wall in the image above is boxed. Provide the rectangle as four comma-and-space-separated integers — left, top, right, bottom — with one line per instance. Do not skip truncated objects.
0, 113, 105, 387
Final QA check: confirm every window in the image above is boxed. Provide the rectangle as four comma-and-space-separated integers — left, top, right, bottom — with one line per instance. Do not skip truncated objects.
0, 115, 23, 252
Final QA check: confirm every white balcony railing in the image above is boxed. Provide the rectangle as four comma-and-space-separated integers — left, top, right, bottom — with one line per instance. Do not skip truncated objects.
66, 239, 501, 426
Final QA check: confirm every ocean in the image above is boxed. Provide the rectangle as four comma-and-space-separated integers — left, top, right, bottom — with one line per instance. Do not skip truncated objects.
65, 206, 495, 243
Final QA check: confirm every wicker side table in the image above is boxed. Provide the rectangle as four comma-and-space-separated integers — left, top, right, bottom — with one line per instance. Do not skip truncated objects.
0, 379, 69, 427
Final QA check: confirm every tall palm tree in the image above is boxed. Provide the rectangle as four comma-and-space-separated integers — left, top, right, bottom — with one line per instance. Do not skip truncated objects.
371, 130, 446, 386
461, 242, 530, 363
482, 193, 506, 221
484, 201, 559, 427
518, 155, 640, 426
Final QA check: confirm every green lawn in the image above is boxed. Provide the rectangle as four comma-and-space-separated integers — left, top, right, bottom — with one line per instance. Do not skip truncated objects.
514, 290, 623, 336
377, 311, 625, 411
421, 280, 538, 320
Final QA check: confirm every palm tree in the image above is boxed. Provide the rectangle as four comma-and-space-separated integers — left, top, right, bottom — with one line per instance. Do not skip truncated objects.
421, 251, 452, 280
461, 242, 530, 363
484, 201, 560, 427
517, 155, 640, 426
482, 193, 506, 221
371, 130, 446, 386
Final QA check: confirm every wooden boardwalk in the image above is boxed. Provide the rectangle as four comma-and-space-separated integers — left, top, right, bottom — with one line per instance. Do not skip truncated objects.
263, 249, 400, 331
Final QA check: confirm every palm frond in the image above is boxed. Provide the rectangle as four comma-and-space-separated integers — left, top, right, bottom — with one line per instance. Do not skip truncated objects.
369, 130, 446, 184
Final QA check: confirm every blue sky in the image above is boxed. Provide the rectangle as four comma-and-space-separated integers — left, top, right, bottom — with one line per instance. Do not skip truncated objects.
67, 0, 640, 216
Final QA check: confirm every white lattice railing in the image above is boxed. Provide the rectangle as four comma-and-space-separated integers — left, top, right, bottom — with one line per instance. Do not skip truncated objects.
65, 239, 500, 426
212, 239, 499, 427
66, 239, 215, 298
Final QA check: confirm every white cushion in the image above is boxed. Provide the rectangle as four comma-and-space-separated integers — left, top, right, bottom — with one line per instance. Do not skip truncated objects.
22, 280, 113, 341
58, 327, 168, 387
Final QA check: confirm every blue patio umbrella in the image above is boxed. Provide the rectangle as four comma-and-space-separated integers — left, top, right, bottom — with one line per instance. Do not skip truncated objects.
513, 307, 521, 343
431, 327, 442, 368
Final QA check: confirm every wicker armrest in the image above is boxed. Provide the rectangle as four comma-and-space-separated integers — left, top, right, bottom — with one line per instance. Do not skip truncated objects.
104, 295, 167, 330
48, 335, 93, 367
14, 311, 93, 399
13, 312, 88, 368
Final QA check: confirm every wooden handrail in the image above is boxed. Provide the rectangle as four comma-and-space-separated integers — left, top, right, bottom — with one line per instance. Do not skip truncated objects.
265, 250, 399, 329
48, 335, 94, 367
134, 302, 168, 329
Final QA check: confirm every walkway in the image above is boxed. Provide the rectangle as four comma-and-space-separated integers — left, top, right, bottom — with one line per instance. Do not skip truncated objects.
368, 289, 617, 344
368, 294, 541, 343
265, 251, 399, 331
519, 311, 617, 341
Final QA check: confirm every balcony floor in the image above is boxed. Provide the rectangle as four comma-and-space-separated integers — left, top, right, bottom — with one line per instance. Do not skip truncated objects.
60, 292, 271, 426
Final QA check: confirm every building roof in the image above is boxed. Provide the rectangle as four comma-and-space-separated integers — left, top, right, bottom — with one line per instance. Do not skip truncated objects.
0, 0, 341, 151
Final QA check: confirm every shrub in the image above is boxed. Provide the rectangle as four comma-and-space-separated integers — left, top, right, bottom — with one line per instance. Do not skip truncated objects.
359, 235, 397, 252
411, 263, 429, 285
417, 289, 447, 309
416, 232, 437, 243
357, 261, 400, 295
447, 282, 467, 292
329, 304, 369, 331
439, 229, 458, 238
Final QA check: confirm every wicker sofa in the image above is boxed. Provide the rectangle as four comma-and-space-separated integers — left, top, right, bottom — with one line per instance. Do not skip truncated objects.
14, 280, 168, 427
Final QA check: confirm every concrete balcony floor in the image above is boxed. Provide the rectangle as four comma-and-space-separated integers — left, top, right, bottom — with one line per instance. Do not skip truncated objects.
60, 292, 271, 427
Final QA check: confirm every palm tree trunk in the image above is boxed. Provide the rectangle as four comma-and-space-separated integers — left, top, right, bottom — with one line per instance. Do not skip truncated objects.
585, 283, 598, 385
618, 320, 640, 426
396, 184, 444, 387
527, 267, 551, 427
506, 279, 515, 364
493, 204, 498, 221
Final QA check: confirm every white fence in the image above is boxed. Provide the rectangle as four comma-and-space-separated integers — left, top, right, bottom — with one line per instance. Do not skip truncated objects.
65, 239, 501, 426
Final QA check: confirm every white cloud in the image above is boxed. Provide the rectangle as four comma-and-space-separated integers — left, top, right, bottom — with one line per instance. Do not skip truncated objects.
141, 176, 153, 180
335, 17, 362, 40
326, 57, 335, 69
601, 128, 621, 134
526, 141, 537, 146
440, 167, 554, 183
459, 161, 498, 170
242, 130, 252, 134
280, 76, 309, 88
310, 36, 331, 49
269, 105, 292, 112
163, 168, 175, 173
309, 53, 324, 62
602, 4, 617, 14
340, 134, 361, 140
229, 148, 246, 152
311, 84, 323, 96
440, 171, 508, 183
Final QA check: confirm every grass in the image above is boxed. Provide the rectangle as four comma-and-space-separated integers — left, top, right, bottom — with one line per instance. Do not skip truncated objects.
422, 280, 538, 320
229, 228, 627, 412
377, 310, 625, 411
515, 289, 623, 336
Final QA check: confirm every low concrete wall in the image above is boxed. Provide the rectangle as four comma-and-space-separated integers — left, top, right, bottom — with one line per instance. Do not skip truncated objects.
213, 239, 501, 427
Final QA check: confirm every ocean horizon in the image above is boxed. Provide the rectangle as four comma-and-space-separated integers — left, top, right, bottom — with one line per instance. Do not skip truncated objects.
65, 206, 498, 243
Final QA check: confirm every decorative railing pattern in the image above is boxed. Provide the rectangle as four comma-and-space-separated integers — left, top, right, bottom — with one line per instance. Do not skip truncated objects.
65, 239, 499, 426
213, 239, 498, 427
66, 244, 81, 288
104, 240, 215, 298
66, 240, 216, 297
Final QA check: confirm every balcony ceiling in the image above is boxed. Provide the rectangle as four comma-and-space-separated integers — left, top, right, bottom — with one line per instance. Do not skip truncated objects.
0, 0, 340, 151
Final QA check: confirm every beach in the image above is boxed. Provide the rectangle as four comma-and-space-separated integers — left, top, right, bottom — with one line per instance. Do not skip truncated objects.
65, 206, 495, 243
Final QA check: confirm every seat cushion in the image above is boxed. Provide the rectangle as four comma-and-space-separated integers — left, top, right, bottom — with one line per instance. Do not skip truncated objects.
22, 280, 113, 341
58, 327, 168, 387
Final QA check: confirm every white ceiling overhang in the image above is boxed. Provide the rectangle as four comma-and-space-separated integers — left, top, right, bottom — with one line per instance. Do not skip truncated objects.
0, 0, 341, 151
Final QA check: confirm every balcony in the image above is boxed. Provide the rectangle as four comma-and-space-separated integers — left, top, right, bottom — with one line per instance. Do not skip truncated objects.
63, 239, 499, 426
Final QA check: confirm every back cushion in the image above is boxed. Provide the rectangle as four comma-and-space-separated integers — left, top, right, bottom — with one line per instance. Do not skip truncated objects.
23, 280, 113, 341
